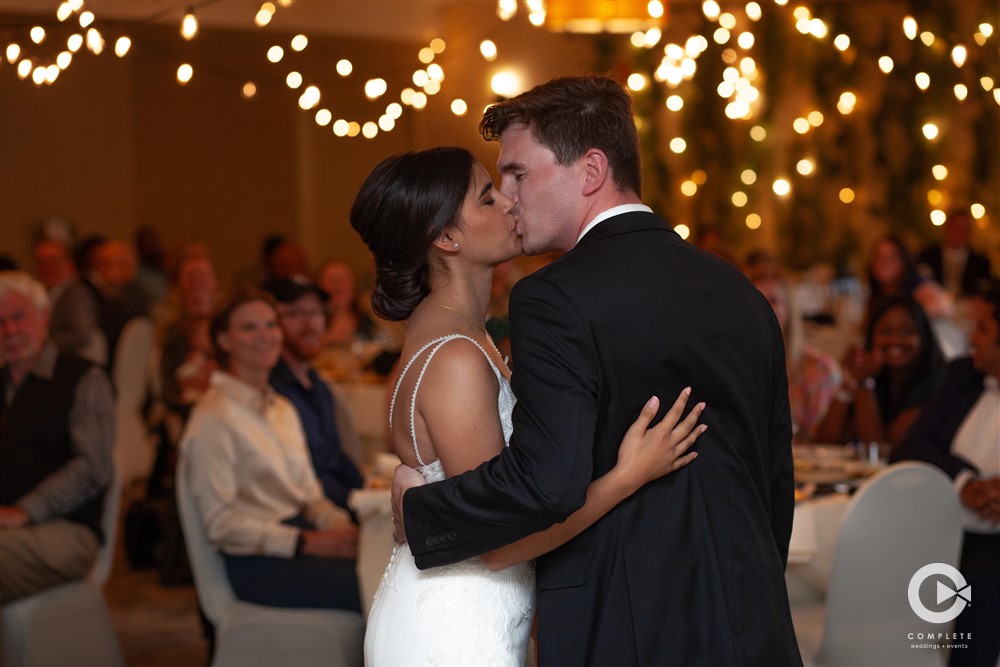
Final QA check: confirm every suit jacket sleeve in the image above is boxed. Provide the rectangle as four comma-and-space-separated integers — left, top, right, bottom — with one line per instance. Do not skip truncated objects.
768, 315, 795, 566
404, 274, 597, 569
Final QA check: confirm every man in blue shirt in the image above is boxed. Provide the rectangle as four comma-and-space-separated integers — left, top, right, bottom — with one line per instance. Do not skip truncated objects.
263, 276, 364, 515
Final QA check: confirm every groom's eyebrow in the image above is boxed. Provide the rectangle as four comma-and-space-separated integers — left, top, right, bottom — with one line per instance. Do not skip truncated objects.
498, 161, 524, 175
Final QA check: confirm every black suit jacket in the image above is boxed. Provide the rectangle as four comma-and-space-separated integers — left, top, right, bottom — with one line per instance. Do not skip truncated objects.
403, 212, 800, 666
918, 245, 993, 296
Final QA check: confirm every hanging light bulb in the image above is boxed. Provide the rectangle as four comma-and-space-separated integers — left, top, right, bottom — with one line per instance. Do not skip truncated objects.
181, 10, 198, 40
114, 37, 131, 57
177, 63, 194, 84
951, 45, 967, 67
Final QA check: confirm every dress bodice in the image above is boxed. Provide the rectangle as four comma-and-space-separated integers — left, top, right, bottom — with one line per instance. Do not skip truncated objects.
367, 334, 534, 666
389, 334, 516, 483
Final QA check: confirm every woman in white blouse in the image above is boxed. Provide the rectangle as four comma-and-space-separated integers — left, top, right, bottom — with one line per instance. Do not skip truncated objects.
179, 291, 360, 611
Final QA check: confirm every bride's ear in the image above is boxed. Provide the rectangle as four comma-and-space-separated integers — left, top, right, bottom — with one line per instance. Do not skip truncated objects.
432, 231, 461, 254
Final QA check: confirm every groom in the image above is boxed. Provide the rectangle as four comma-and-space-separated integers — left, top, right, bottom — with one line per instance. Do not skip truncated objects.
393, 75, 802, 666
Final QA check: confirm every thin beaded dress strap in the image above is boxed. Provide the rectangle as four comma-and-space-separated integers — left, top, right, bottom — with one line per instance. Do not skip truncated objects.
395, 334, 502, 468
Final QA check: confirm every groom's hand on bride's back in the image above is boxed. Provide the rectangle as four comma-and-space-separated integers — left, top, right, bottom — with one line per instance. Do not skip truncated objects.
392, 464, 427, 544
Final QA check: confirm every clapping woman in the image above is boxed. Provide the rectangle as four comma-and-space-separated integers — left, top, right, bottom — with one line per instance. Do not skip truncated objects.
816, 294, 945, 451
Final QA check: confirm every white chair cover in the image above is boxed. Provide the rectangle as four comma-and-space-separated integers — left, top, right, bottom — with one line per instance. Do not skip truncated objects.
791, 462, 963, 667
176, 453, 364, 667
112, 317, 157, 485
1, 467, 125, 667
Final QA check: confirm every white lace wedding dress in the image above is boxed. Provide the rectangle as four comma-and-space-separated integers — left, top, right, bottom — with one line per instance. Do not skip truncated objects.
364, 335, 535, 666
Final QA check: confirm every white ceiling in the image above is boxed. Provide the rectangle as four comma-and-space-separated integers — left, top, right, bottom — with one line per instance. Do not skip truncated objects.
0, 0, 459, 41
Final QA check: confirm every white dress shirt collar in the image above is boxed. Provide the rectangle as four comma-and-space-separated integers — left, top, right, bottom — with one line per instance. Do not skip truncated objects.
575, 203, 653, 246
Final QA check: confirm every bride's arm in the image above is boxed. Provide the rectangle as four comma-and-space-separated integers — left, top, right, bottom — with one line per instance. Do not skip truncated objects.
480, 389, 705, 571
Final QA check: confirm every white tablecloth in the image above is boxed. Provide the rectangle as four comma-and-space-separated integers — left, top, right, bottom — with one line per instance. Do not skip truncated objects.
786, 494, 850, 605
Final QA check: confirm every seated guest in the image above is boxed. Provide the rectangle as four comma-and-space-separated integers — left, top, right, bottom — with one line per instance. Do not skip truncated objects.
160, 253, 219, 416
0, 272, 114, 603
897, 280, 1000, 667
315, 259, 376, 346
747, 258, 842, 442
865, 235, 951, 324
816, 294, 945, 451
89, 239, 152, 371
179, 291, 360, 612
262, 276, 365, 511
918, 209, 993, 298
33, 238, 105, 364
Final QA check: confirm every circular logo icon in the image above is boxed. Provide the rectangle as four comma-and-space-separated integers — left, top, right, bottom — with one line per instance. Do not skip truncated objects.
908, 563, 971, 624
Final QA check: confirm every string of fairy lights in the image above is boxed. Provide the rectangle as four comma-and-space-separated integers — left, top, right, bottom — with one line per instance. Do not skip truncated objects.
605, 0, 997, 238
2, 0, 997, 235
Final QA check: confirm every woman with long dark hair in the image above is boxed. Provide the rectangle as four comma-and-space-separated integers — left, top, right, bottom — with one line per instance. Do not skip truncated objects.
817, 294, 946, 451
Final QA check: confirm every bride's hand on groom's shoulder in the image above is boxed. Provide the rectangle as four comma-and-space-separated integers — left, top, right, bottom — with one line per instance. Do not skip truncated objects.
391, 464, 427, 544
614, 389, 706, 495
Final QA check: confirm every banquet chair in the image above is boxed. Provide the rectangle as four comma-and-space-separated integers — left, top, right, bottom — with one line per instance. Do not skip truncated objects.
112, 316, 158, 488
176, 456, 364, 667
0, 466, 125, 667
791, 462, 962, 667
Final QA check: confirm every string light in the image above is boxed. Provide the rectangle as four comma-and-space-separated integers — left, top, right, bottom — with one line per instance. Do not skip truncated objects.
745, 214, 762, 229
5, 43, 20, 63
114, 37, 131, 57
480, 40, 498, 61
336, 60, 352, 76
177, 63, 194, 85
451, 99, 468, 115
181, 10, 198, 41
30, 27, 46, 44
291, 35, 308, 52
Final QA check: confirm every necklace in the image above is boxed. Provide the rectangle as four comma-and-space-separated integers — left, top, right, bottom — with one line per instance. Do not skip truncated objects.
432, 304, 508, 367
433, 304, 489, 336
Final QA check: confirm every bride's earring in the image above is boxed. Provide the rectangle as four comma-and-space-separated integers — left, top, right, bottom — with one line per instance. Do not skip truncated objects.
453, 242, 460, 250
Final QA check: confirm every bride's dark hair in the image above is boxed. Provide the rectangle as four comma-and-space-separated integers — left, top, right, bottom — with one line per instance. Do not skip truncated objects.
350, 147, 474, 321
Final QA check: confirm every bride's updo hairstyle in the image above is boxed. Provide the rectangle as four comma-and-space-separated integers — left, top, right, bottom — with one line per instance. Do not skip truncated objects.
350, 147, 474, 321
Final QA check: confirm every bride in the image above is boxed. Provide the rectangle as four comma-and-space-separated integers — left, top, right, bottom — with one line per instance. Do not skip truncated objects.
351, 147, 705, 666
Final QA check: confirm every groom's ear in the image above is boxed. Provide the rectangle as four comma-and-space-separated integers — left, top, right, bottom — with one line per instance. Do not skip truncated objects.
581, 148, 609, 196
